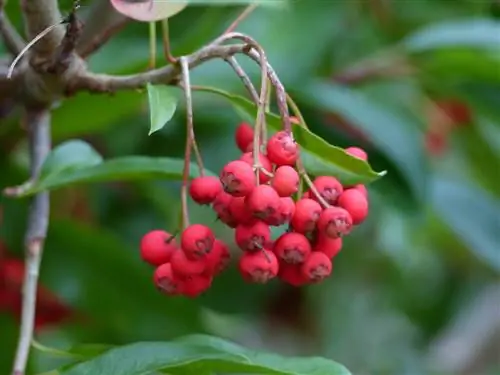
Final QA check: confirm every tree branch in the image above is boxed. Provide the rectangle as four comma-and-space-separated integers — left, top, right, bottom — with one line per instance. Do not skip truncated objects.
0, 2, 25, 55
11, 108, 51, 375
72, 44, 247, 93
225, 56, 259, 104
19, 0, 64, 57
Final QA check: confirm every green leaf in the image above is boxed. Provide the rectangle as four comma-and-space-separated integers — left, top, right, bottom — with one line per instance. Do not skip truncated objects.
56, 335, 350, 375
146, 84, 178, 135
18, 140, 214, 196
189, 87, 385, 186
403, 19, 500, 52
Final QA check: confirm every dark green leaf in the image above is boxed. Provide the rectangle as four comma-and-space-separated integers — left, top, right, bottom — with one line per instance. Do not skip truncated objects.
403, 19, 500, 52
190, 87, 386, 186
19, 140, 214, 196
146, 84, 178, 135
56, 335, 350, 375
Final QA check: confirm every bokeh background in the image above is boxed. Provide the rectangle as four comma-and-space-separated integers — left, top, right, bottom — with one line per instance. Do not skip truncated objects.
1, 0, 500, 374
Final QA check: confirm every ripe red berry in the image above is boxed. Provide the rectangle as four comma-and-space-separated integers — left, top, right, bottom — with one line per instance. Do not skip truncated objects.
170, 249, 206, 278
266, 131, 299, 166
153, 263, 181, 295
313, 235, 342, 259
240, 152, 273, 184
311, 176, 343, 205
238, 249, 279, 283
189, 176, 222, 205
212, 191, 237, 228
317, 206, 353, 238
246, 185, 280, 221
345, 146, 368, 161
338, 188, 369, 225
302, 252, 332, 282
266, 197, 295, 226
235, 220, 271, 251
181, 224, 215, 259
228, 197, 254, 225
278, 262, 309, 287
140, 230, 178, 266
204, 239, 231, 275
273, 232, 312, 264
352, 184, 368, 198
235, 122, 254, 152
220, 160, 256, 197
291, 198, 322, 234
180, 274, 213, 298
271, 166, 299, 197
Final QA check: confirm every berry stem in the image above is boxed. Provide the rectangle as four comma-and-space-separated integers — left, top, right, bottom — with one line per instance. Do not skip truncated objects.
285, 93, 308, 129
224, 56, 259, 104
148, 21, 157, 69
180, 57, 193, 229
160, 19, 177, 65
222, 3, 259, 35
296, 157, 330, 208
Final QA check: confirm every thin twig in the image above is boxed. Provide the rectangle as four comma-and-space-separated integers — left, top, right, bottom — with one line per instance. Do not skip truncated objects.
180, 57, 192, 229
77, 18, 129, 58
224, 56, 258, 104
11, 108, 51, 375
0, 7, 25, 55
160, 19, 177, 64
149, 21, 156, 70
50, 2, 82, 73
222, 3, 259, 35
296, 157, 330, 208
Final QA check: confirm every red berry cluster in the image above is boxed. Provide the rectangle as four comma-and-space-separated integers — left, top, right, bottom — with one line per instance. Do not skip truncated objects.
140, 122, 370, 297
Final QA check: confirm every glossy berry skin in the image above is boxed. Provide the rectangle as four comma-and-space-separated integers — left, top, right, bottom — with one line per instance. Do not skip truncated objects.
352, 184, 368, 198
345, 146, 368, 161
220, 160, 256, 197
235, 220, 271, 252
266, 131, 299, 166
153, 263, 181, 295
317, 207, 353, 239
180, 274, 213, 298
240, 152, 273, 184
212, 191, 237, 228
313, 235, 342, 259
204, 239, 231, 275
170, 250, 206, 278
189, 176, 222, 205
238, 249, 279, 283
301, 252, 332, 282
266, 197, 295, 226
291, 198, 322, 234
181, 224, 215, 259
140, 230, 178, 266
311, 176, 343, 205
278, 262, 309, 287
228, 197, 254, 225
271, 166, 299, 197
273, 232, 311, 264
246, 185, 280, 221
338, 188, 369, 225
235, 123, 254, 152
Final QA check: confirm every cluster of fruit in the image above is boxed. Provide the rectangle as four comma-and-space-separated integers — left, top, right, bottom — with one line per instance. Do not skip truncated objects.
139, 122, 370, 298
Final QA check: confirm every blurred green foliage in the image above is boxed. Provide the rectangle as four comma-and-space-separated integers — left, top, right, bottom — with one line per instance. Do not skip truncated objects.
1, 0, 500, 374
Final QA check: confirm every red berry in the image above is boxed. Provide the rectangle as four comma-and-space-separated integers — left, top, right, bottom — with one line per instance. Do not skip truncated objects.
170, 249, 206, 278
345, 146, 368, 161
246, 185, 280, 221
313, 235, 342, 259
266, 131, 299, 166
181, 224, 215, 259
140, 230, 178, 266
290, 116, 300, 124
240, 152, 273, 184
212, 191, 237, 228
273, 232, 312, 264
189, 176, 222, 205
235, 122, 254, 152
338, 188, 369, 225
301, 252, 332, 282
220, 160, 256, 197
291, 198, 322, 234
235, 220, 271, 251
204, 239, 231, 275
317, 207, 353, 238
310, 176, 343, 205
238, 249, 279, 283
180, 274, 213, 298
266, 197, 295, 226
153, 263, 181, 295
352, 184, 368, 198
228, 197, 254, 225
271, 166, 299, 197
278, 262, 309, 287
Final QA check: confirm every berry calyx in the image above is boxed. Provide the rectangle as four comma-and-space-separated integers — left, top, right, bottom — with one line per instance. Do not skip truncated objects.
235, 122, 254, 152
238, 249, 279, 283
181, 224, 215, 259
266, 131, 299, 166
240, 152, 273, 184
301, 252, 332, 282
271, 166, 299, 197
338, 188, 369, 225
313, 235, 342, 259
310, 176, 343, 205
170, 249, 206, 278
153, 263, 181, 295
189, 176, 222, 205
273, 232, 312, 264
291, 198, 322, 234
235, 220, 271, 252
345, 146, 368, 161
266, 197, 295, 226
246, 185, 280, 221
140, 230, 178, 266
220, 160, 256, 197
317, 207, 353, 238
